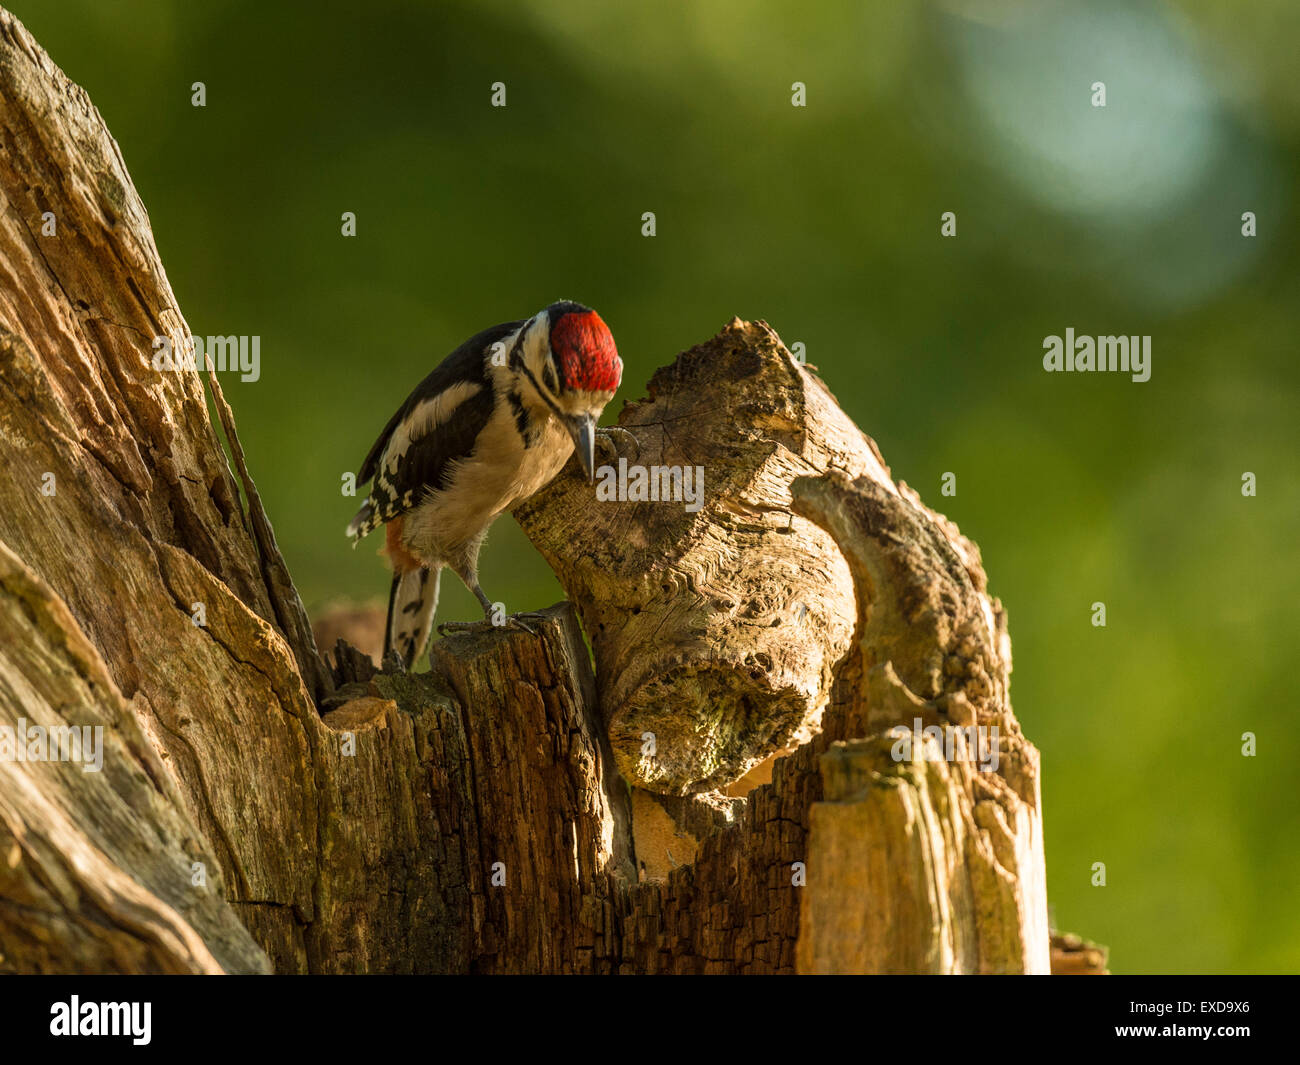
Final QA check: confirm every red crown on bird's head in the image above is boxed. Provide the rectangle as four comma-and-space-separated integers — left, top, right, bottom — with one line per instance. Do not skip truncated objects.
549, 305, 622, 395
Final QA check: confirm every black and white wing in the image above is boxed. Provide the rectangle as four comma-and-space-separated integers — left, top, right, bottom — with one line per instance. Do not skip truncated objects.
346, 320, 521, 541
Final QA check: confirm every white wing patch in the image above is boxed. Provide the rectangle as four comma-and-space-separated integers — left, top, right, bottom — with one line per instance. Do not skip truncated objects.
381, 380, 485, 478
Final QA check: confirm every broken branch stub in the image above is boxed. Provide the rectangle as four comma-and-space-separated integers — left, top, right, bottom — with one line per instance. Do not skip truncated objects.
516, 319, 892, 795
789, 470, 1049, 974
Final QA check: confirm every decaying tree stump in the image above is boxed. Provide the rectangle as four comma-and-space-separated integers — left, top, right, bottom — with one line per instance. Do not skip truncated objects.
517, 329, 1050, 973
0, 5, 1062, 974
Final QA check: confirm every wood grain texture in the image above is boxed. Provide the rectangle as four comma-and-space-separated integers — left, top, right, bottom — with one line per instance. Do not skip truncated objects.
791, 470, 1050, 973
0, 541, 268, 973
0, 4, 321, 968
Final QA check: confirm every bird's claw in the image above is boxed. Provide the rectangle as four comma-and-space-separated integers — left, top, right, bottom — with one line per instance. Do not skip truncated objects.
595, 426, 640, 465
437, 612, 543, 637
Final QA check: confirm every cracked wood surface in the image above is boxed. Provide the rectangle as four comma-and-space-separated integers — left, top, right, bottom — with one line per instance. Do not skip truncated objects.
1, 4, 317, 966
790, 470, 1049, 973
0, 540, 267, 973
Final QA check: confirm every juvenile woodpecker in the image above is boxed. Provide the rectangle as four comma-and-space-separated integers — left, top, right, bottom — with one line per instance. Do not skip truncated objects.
346, 301, 622, 669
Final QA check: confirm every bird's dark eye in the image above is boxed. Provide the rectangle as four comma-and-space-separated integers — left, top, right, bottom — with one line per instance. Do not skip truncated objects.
543, 357, 559, 395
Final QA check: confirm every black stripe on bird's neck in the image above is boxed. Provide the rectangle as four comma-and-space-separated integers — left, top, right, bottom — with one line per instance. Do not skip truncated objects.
518, 364, 565, 423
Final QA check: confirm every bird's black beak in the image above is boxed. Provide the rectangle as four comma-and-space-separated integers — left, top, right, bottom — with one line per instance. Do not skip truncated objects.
568, 414, 597, 484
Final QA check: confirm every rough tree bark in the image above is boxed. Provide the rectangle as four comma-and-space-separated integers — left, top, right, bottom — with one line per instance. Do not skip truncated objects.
0, 6, 1065, 974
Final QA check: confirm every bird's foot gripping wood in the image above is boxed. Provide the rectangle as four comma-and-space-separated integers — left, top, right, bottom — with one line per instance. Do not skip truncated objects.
595, 425, 640, 465
436, 611, 547, 638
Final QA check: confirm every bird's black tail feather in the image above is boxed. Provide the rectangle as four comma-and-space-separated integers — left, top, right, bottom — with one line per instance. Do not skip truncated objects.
385, 567, 439, 670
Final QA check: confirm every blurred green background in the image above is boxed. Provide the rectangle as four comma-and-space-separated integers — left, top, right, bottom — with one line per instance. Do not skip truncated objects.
13, 0, 1297, 973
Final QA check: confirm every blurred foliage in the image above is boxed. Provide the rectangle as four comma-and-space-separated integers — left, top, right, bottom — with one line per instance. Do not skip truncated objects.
12, 0, 1298, 973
